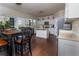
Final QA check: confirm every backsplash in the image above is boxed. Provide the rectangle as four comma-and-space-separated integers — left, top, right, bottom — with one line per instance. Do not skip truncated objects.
72, 19, 79, 33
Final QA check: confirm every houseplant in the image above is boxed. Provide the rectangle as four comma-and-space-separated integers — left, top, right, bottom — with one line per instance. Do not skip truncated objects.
0, 21, 4, 29
4, 21, 11, 29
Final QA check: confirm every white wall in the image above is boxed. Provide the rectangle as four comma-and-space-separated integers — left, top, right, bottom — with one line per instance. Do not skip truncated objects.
0, 5, 35, 19
54, 9, 65, 18
72, 20, 79, 33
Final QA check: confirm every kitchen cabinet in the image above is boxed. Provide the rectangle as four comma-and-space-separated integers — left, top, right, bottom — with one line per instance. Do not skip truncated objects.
49, 28, 54, 34
36, 29, 49, 39
65, 3, 79, 18
58, 39, 79, 56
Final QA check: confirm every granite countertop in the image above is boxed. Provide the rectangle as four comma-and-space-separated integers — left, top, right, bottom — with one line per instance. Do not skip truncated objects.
58, 29, 79, 42
36, 29, 46, 30
36, 28, 48, 30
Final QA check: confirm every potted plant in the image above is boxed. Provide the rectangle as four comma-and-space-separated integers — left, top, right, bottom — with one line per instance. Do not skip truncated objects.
0, 21, 4, 29
4, 21, 11, 29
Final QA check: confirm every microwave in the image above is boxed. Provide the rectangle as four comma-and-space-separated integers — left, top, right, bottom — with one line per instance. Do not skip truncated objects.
63, 23, 72, 30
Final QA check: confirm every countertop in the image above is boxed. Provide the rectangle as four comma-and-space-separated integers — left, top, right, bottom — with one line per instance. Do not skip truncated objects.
58, 29, 79, 42
36, 29, 46, 30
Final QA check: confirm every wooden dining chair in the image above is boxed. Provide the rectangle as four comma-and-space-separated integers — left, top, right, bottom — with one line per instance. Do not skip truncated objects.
0, 38, 8, 56
0, 28, 4, 38
14, 30, 32, 56
0, 28, 9, 56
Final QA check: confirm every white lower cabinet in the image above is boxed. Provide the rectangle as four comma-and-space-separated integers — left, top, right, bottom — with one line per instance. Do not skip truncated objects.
58, 39, 79, 56
49, 28, 54, 34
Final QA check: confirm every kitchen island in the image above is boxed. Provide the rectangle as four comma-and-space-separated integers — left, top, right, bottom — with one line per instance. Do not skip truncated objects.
36, 29, 49, 39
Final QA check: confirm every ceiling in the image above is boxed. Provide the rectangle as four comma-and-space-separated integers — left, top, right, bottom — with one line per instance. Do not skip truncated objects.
0, 3, 65, 17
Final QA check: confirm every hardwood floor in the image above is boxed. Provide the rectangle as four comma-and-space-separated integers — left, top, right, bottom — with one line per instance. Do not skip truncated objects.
31, 34, 58, 56
0, 34, 58, 56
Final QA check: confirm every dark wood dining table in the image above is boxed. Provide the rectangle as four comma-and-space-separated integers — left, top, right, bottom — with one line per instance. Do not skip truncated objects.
1, 29, 22, 56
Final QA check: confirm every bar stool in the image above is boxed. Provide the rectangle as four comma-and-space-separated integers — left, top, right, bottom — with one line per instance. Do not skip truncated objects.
0, 38, 8, 56
14, 31, 32, 56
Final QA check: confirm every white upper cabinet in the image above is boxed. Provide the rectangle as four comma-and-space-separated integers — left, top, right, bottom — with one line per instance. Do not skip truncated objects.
65, 3, 79, 18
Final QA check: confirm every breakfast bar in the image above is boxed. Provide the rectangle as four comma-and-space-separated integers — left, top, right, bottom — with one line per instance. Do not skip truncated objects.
36, 29, 49, 39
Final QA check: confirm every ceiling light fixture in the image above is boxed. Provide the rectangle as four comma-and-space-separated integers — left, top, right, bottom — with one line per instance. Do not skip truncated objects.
16, 3, 22, 5
39, 11, 44, 13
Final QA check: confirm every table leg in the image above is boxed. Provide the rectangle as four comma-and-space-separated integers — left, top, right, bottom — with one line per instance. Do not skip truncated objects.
7, 36, 13, 56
